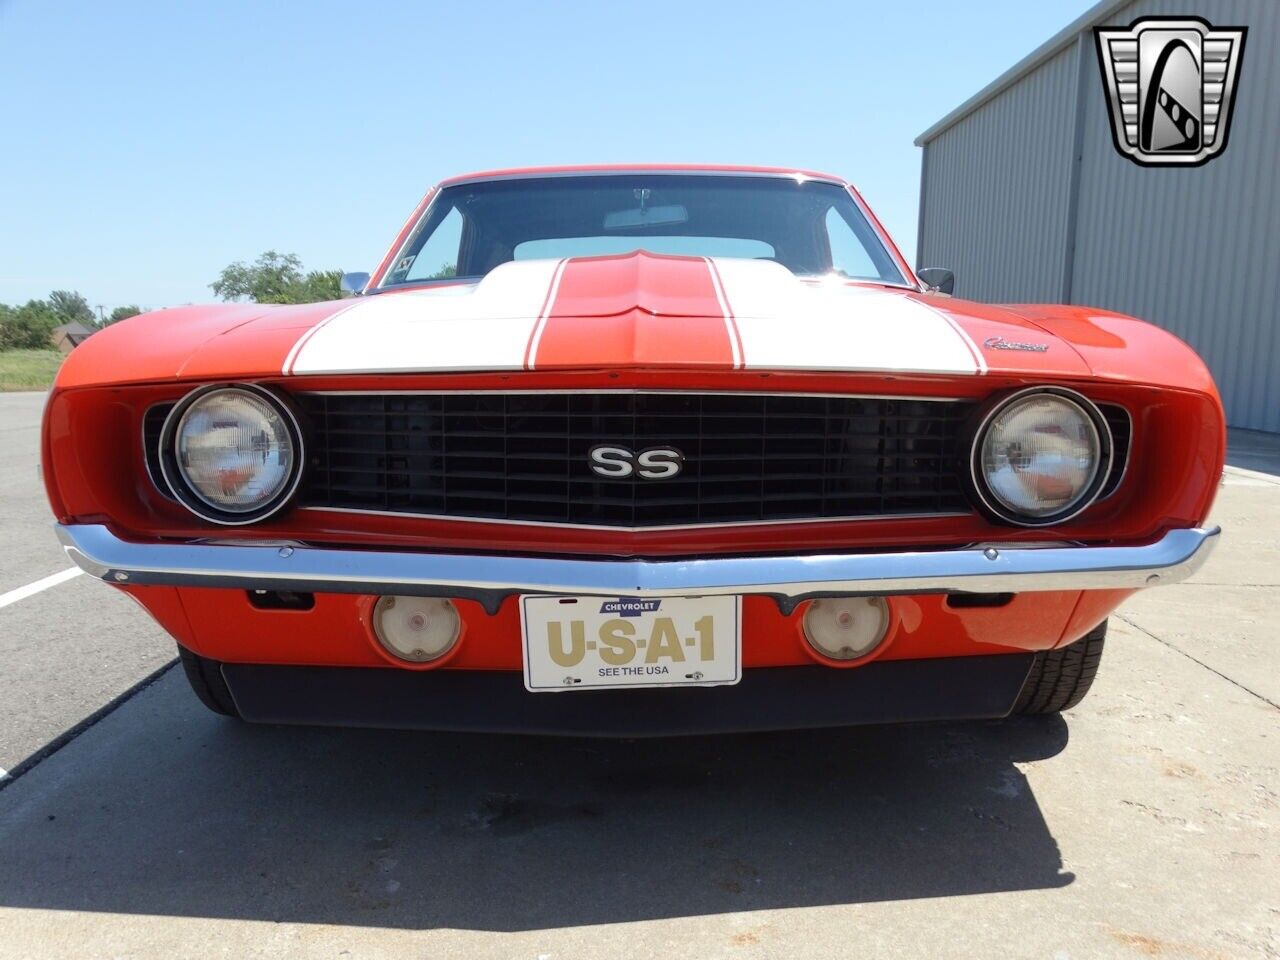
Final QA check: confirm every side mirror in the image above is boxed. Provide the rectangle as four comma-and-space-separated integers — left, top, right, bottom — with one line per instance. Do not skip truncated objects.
340, 271, 371, 298
917, 267, 955, 296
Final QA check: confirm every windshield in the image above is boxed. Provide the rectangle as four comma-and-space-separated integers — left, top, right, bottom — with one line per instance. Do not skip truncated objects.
379, 174, 908, 288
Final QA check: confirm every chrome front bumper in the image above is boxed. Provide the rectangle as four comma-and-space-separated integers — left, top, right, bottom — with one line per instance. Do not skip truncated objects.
56, 523, 1220, 615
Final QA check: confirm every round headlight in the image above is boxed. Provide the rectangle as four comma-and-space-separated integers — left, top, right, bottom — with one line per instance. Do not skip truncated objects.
161, 385, 303, 524
972, 389, 1110, 525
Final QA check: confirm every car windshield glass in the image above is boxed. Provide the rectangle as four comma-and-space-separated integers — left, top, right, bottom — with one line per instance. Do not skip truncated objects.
379, 174, 907, 288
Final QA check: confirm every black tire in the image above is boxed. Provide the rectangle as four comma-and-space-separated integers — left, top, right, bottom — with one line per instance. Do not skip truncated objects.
177, 645, 241, 718
1014, 620, 1107, 715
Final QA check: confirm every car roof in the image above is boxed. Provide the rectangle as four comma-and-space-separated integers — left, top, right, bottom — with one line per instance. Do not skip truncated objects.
437, 164, 850, 188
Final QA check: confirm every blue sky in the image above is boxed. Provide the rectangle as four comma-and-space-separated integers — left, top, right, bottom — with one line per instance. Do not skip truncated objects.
0, 0, 1093, 312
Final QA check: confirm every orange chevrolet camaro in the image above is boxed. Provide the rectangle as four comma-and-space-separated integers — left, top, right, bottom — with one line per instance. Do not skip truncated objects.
43, 165, 1223, 734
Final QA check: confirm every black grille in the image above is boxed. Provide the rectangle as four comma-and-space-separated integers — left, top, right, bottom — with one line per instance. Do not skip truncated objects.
143, 403, 176, 500
295, 392, 974, 528
1099, 403, 1132, 499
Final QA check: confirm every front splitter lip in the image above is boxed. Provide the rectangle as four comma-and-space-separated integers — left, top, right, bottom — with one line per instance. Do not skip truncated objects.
56, 522, 1219, 616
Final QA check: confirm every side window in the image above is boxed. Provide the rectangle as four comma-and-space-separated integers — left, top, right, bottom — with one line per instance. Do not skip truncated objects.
405, 207, 464, 281
824, 207, 879, 280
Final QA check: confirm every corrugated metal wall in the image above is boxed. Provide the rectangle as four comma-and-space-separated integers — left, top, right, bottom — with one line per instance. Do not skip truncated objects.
919, 0, 1279, 432
1072, 0, 1279, 432
918, 45, 1080, 303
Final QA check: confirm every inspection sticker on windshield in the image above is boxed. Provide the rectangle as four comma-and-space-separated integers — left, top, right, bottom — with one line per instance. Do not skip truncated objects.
520, 595, 741, 692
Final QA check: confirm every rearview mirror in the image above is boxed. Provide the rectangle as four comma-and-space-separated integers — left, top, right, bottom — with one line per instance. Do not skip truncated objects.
917, 267, 955, 296
340, 271, 370, 297
603, 204, 688, 231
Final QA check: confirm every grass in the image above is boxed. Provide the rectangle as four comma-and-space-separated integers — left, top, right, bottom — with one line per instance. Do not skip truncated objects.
0, 349, 64, 391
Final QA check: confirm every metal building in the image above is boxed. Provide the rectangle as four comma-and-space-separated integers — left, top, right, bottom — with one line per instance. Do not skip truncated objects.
915, 0, 1278, 432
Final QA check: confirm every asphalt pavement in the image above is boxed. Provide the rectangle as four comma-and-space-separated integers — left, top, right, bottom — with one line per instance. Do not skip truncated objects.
0, 390, 1276, 959
0, 392, 175, 775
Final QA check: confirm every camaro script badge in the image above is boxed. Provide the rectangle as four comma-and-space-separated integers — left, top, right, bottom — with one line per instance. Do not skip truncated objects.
1095, 17, 1247, 167
984, 336, 1049, 353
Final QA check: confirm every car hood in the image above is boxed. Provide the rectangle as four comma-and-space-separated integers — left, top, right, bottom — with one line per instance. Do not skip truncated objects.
61, 252, 1108, 388
280, 253, 1093, 379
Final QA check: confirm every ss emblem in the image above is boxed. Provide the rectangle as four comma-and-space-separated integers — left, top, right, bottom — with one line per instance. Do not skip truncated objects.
588, 445, 684, 479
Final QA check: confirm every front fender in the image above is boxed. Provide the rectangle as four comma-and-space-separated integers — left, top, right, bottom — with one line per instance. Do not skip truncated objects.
1003, 303, 1221, 398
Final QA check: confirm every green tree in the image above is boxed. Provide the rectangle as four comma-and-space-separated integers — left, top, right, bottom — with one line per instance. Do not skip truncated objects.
0, 299, 61, 350
297, 269, 342, 303
104, 305, 143, 326
210, 251, 342, 304
47, 290, 95, 326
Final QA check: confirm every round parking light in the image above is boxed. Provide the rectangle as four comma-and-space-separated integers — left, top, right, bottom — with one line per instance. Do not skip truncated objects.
371, 596, 461, 664
803, 597, 891, 663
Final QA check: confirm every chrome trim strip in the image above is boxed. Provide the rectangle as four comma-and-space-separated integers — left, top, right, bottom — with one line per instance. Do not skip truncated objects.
440, 169, 849, 187
296, 505, 973, 532
298, 388, 969, 402
844, 184, 915, 288
374, 186, 443, 290
58, 523, 1220, 615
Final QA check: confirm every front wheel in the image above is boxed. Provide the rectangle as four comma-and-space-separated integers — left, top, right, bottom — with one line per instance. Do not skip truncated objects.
1014, 620, 1106, 715
177, 645, 241, 719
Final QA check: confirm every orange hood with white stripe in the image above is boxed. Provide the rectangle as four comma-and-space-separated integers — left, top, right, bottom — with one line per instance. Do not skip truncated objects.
57, 251, 1212, 391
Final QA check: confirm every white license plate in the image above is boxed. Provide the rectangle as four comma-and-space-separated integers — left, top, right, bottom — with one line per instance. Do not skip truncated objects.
520, 595, 742, 692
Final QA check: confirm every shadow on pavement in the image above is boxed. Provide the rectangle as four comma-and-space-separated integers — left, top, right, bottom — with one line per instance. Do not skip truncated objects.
0, 672, 1072, 931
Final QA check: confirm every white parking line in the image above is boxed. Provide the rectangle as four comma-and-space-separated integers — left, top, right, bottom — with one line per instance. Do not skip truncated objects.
0, 567, 84, 610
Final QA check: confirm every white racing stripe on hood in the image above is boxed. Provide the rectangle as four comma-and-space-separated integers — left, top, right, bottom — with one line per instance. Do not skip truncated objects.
287, 259, 564, 374
710, 258, 985, 374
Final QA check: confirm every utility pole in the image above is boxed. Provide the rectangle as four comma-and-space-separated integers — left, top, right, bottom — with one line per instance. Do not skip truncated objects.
95, 305, 105, 324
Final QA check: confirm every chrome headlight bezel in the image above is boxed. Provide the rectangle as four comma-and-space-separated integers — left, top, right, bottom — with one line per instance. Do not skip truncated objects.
158, 383, 305, 526
968, 386, 1114, 527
